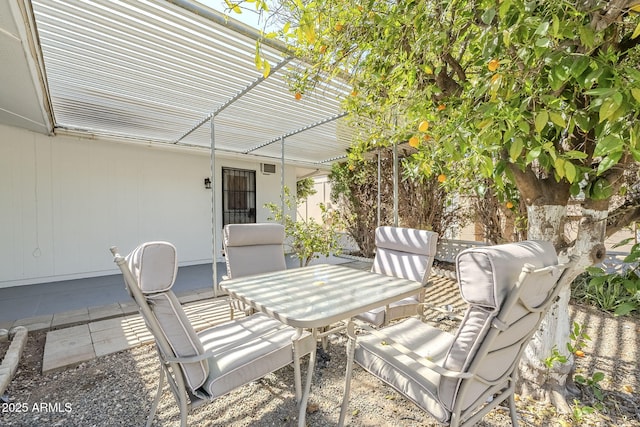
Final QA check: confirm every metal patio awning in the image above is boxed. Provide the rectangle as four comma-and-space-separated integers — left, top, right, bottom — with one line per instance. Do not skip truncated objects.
28, 0, 353, 168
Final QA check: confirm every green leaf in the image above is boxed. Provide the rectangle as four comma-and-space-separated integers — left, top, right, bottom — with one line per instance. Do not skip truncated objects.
551, 15, 560, 37
535, 21, 550, 36
615, 303, 636, 316
632, 22, 640, 40
623, 250, 640, 262
564, 161, 577, 183
579, 24, 595, 47
509, 138, 524, 161
631, 88, 640, 103
599, 97, 621, 123
554, 158, 565, 178
570, 182, 581, 196
527, 146, 542, 162
570, 56, 590, 79
573, 112, 592, 132
535, 37, 550, 47
549, 112, 566, 128
591, 178, 613, 200
593, 135, 623, 157
584, 88, 616, 97
535, 111, 548, 133
565, 150, 588, 160
481, 7, 496, 25
262, 60, 271, 78
623, 279, 638, 293
596, 151, 622, 176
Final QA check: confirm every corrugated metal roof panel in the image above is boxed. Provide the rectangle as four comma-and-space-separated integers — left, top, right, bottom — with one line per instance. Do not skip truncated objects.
30, 0, 352, 167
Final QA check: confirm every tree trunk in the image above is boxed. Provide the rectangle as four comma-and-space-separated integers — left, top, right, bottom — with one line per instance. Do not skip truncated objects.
517, 205, 608, 411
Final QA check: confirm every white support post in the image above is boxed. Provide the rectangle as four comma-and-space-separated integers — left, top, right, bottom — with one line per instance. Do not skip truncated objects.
210, 117, 218, 297
281, 136, 285, 224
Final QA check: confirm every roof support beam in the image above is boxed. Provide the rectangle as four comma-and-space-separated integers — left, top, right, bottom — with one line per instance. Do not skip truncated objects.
244, 111, 348, 154
173, 57, 292, 144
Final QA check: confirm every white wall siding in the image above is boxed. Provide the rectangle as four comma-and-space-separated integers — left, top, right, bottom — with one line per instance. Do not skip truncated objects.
0, 124, 295, 287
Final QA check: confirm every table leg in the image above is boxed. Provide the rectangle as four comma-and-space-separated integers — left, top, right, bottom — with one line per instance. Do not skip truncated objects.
338, 319, 356, 427
298, 328, 318, 427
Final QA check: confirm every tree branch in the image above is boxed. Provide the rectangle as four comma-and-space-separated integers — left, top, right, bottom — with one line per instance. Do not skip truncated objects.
506, 163, 571, 206
591, 0, 634, 31
606, 204, 640, 237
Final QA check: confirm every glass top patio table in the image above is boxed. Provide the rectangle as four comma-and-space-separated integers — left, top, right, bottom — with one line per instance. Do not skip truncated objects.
219, 263, 424, 329
220, 263, 424, 427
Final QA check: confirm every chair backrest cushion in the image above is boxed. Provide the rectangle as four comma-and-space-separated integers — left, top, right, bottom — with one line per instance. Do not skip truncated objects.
224, 223, 287, 278
127, 241, 178, 294
126, 241, 208, 391
372, 226, 438, 285
438, 240, 558, 410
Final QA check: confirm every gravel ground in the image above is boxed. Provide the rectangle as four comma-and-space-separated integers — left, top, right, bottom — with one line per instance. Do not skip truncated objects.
1, 304, 638, 426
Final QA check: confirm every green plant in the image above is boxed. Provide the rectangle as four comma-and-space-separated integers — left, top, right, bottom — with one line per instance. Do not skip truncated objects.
572, 241, 640, 316
567, 321, 591, 355
543, 345, 568, 370
543, 322, 606, 423
266, 186, 343, 267
575, 372, 605, 402
296, 177, 317, 200
571, 401, 595, 424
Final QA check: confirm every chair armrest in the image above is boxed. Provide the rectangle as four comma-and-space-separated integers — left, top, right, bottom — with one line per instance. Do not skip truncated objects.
356, 322, 473, 379
164, 351, 213, 364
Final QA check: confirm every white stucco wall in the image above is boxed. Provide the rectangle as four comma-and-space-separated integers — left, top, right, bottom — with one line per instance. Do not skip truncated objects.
0, 124, 295, 287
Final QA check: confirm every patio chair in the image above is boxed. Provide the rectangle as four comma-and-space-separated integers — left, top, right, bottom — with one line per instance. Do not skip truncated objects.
110, 241, 314, 427
340, 240, 572, 427
223, 223, 287, 318
356, 226, 439, 327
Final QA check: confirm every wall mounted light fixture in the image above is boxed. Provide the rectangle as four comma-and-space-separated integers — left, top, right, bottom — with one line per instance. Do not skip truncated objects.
204, 177, 211, 189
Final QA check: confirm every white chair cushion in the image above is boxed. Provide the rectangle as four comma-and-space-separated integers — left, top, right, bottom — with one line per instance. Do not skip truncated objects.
372, 227, 438, 285
355, 317, 454, 423
224, 223, 287, 278
199, 313, 315, 398
375, 226, 438, 256
146, 291, 209, 390
438, 240, 558, 409
127, 241, 178, 294
224, 223, 286, 246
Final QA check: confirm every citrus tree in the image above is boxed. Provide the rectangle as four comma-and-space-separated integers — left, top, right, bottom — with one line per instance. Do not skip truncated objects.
232, 0, 640, 409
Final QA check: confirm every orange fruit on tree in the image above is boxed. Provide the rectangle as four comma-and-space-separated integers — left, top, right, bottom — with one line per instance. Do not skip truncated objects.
437, 104, 446, 111
575, 350, 585, 358
348, 164, 355, 171
335, 23, 344, 32
319, 45, 327, 54
351, 90, 358, 97
408, 136, 419, 148
506, 201, 514, 209
418, 120, 429, 132
488, 58, 500, 72
423, 134, 431, 141
294, 92, 302, 100
437, 174, 446, 183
